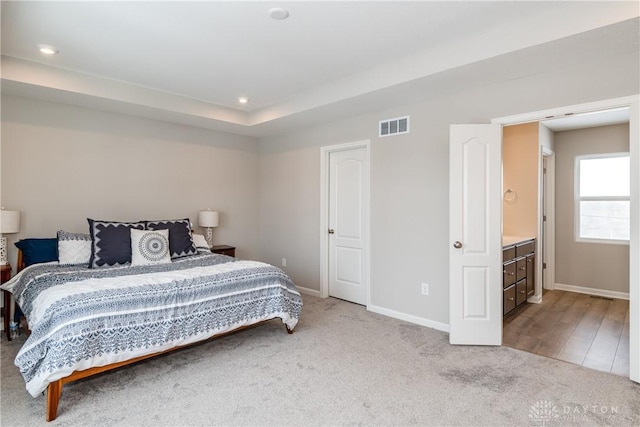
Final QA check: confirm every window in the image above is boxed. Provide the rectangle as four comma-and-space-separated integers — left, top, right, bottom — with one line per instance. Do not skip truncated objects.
575, 153, 630, 243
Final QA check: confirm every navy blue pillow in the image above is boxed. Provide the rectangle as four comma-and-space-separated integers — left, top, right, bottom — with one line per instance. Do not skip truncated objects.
145, 218, 197, 259
88, 219, 145, 268
15, 238, 58, 267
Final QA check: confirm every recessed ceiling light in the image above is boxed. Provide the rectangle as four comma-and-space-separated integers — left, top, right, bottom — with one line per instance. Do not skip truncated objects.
36, 44, 59, 55
238, 97, 249, 104
268, 7, 289, 20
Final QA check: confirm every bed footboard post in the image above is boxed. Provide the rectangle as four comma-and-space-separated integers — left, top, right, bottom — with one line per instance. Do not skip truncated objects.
46, 380, 62, 422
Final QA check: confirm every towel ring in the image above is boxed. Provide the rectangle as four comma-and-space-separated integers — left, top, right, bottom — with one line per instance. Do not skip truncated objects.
503, 188, 517, 202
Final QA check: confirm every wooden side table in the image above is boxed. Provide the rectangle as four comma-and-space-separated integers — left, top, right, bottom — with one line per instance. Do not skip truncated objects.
1, 264, 12, 341
211, 245, 236, 257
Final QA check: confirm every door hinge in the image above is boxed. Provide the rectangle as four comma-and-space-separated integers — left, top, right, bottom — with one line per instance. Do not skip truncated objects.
543, 167, 547, 174
543, 215, 547, 221
543, 263, 547, 269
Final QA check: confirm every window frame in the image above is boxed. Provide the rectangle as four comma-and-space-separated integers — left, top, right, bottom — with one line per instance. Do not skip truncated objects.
574, 152, 630, 245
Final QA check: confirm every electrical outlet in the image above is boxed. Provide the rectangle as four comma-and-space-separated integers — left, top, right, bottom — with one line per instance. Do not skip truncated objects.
421, 283, 429, 295
282, 258, 287, 267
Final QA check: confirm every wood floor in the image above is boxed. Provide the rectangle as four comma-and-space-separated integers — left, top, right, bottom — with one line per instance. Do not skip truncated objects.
503, 290, 629, 377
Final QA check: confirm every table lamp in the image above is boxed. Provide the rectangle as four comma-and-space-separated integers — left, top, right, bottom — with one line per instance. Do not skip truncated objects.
198, 210, 219, 248
1, 209, 20, 265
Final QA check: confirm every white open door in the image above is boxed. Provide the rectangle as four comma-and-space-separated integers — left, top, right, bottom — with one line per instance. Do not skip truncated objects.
449, 124, 502, 345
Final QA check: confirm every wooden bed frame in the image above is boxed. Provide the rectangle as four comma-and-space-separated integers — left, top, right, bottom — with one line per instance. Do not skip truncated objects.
15, 250, 294, 422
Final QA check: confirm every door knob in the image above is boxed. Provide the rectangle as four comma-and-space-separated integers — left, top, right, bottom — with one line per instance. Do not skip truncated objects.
328, 229, 335, 234
453, 241, 462, 249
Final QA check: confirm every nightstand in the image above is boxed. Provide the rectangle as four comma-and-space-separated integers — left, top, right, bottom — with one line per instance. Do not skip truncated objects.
211, 245, 236, 257
1, 264, 12, 341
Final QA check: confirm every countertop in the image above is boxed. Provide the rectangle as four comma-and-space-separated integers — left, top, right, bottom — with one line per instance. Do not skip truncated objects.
502, 235, 535, 247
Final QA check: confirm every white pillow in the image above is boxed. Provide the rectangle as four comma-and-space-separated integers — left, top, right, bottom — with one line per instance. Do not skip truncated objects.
131, 229, 171, 266
192, 233, 210, 251
57, 230, 92, 266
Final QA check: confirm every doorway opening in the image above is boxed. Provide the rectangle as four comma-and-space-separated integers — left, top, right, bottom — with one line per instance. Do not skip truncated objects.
501, 108, 631, 377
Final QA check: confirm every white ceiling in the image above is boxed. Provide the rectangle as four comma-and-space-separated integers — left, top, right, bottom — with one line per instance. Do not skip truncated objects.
1, 1, 639, 137
543, 107, 630, 132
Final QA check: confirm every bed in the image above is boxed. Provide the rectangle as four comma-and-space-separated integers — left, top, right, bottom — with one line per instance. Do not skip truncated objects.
1, 220, 303, 421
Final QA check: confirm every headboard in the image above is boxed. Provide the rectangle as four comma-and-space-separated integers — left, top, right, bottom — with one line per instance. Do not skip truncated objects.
17, 250, 25, 273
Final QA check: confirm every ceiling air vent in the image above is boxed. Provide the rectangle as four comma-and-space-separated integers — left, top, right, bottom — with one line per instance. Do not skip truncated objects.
379, 116, 410, 137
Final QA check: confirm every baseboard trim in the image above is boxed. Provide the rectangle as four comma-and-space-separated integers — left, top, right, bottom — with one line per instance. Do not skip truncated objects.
555, 283, 629, 300
296, 286, 322, 297
527, 294, 542, 304
367, 304, 450, 333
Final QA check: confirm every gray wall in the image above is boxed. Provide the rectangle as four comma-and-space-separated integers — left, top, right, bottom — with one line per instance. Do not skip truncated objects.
258, 49, 638, 325
1, 35, 637, 328
539, 123, 555, 152
554, 124, 630, 293
1, 96, 261, 265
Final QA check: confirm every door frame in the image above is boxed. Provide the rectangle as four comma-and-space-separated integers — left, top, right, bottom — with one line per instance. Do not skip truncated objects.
541, 148, 556, 292
319, 140, 371, 306
492, 94, 639, 383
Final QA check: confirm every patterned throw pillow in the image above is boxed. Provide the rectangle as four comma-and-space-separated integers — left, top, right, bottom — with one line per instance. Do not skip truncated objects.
130, 229, 171, 266
88, 219, 145, 268
192, 233, 210, 252
57, 230, 92, 266
145, 218, 197, 259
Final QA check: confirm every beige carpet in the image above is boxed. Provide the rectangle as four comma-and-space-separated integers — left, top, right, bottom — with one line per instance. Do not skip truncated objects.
1, 295, 639, 426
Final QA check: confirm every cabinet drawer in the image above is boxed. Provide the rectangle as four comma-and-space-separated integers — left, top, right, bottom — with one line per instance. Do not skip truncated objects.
516, 257, 527, 282
503, 246, 516, 262
516, 279, 527, 306
516, 240, 535, 257
503, 261, 516, 288
504, 285, 516, 315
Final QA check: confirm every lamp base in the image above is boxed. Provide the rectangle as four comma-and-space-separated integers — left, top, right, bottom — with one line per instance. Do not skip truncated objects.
0, 236, 8, 265
205, 228, 214, 249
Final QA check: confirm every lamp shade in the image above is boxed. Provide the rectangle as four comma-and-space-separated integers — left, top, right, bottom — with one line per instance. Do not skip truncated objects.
1, 210, 20, 234
198, 210, 219, 228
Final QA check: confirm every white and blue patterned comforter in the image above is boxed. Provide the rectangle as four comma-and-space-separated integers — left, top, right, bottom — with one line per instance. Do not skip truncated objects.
2, 253, 302, 396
